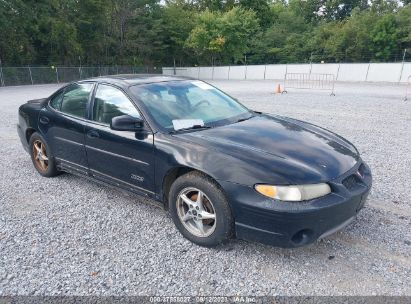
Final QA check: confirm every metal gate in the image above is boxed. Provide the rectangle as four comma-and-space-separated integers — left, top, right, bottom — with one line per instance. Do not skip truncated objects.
283, 73, 336, 95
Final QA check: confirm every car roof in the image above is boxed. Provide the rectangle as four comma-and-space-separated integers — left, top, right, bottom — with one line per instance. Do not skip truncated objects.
82, 74, 190, 88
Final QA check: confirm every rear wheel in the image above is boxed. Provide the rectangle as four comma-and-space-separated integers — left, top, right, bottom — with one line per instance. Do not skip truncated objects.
169, 172, 234, 247
29, 132, 59, 177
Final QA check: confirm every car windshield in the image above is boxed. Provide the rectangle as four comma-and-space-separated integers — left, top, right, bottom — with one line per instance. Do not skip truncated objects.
130, 80, 252, 131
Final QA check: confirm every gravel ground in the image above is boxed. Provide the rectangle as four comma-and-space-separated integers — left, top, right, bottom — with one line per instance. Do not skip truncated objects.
0, 81, 410, 296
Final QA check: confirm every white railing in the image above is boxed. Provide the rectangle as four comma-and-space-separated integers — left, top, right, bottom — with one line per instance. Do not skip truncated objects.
283, 73, 336, 95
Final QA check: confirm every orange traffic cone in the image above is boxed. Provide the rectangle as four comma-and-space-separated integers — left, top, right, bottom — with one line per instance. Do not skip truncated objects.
275, 84, 282, 94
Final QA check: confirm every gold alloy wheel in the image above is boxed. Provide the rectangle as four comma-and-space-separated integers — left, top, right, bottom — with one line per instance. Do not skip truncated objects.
176, 187, 217, 237
32, 139, 49, 172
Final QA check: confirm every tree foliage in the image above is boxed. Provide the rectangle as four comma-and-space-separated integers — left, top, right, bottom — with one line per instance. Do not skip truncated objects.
186, 7, 259, 64
0, 0, 410, 66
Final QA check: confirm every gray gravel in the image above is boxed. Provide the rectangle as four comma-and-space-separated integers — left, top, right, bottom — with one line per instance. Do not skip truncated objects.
0, 81, 410, 296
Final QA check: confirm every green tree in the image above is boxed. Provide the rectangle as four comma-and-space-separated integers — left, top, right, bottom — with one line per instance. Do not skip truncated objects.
186, 7, 259, 64
309, 9, 376, 62
369, 0, 398, 15
238, 0, 273, 27
322, 0, 369, 20
370, 14, 399, 60
289, 0, 323, 23
195, 0, 236, 11
0, 0, 410, 67
251, 4, 311, 63
110, 0, 163, 65
74, 0, 112, 64
396, 4, 411, 50
0, 0, 32, 65
159, 4, 197, 66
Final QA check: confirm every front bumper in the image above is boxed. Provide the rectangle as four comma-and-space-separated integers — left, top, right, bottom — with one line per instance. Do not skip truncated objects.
221, 161, 372, 248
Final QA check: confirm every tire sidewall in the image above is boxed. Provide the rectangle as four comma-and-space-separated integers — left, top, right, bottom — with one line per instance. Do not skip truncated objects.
169, 172, 233, 247
29, 132, 58, 177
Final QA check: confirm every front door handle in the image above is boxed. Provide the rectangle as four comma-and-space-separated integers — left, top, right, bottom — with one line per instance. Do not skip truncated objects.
39, 116, 49, 125
87, 130, 100, 139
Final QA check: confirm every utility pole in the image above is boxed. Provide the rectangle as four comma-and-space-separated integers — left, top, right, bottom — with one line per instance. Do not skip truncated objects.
309, 52, 313, 74
78, 56, 82, 79
28, 66, 33, 85
244, 54, 247, 80
399, 49, 407, 83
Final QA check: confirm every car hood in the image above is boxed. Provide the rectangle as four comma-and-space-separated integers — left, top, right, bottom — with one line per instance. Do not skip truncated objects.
177, 114, 359, 184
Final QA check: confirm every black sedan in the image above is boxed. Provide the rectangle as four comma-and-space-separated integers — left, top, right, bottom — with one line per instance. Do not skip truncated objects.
17, 75, 372, 248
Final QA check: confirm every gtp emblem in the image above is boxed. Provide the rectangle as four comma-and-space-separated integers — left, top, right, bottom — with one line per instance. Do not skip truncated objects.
131, 174, 144, 182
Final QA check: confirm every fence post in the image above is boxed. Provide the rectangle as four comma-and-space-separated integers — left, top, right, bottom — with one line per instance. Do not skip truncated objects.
264, 65, 267, 80
365, 63, 371, 81
197, 66, 200, 79
283, 64, 288, 90
0, 59, 4, 86
28, 66, 33, 85
56, 67, 59, 83
336, 64, 341, 81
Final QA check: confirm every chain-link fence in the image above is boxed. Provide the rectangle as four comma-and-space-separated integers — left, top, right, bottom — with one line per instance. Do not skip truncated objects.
0, 66, 161, 87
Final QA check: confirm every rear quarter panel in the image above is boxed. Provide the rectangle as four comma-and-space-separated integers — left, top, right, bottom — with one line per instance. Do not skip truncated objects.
18, 100, 46, 148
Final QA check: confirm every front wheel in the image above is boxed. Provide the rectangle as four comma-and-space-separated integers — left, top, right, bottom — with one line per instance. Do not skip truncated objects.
169, 172, 234, 247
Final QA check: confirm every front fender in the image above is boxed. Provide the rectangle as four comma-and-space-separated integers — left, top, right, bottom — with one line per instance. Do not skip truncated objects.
153, 133, 291, 196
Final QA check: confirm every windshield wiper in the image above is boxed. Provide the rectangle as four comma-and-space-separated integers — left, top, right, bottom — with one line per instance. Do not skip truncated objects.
170, 125, 211, 134
236, 115, 254, 123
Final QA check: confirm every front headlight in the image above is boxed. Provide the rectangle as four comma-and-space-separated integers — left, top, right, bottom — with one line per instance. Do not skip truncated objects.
255, 183, 331, 201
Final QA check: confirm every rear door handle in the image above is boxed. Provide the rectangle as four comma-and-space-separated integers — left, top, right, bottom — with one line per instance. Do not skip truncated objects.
39, 116, 49, 125
87, 130, 100, 139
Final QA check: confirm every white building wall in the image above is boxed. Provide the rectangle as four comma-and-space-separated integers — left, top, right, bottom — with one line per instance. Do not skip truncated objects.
228, 66, 246, 80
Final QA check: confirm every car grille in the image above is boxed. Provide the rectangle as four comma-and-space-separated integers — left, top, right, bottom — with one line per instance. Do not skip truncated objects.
341, 162, 368, 190
342, 175, 359, 190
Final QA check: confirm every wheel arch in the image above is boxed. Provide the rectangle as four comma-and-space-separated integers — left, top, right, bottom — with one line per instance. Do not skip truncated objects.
26, 128, 37, 144
161, 166, 223, 210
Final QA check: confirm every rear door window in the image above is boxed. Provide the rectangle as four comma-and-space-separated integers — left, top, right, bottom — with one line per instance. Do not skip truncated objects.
49, 90, 64, 110
60, 83, 94, 118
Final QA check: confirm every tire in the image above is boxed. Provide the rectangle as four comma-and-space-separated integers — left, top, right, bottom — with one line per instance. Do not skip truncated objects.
29, 132, 60, 177
169, 171, 234, 247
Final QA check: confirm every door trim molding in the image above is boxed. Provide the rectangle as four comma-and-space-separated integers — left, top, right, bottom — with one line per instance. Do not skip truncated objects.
86, 145, 150, 166
55, 136, 83, 146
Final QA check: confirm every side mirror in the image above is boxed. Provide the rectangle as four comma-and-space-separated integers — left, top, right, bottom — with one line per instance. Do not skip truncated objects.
110, 115, 144, 131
